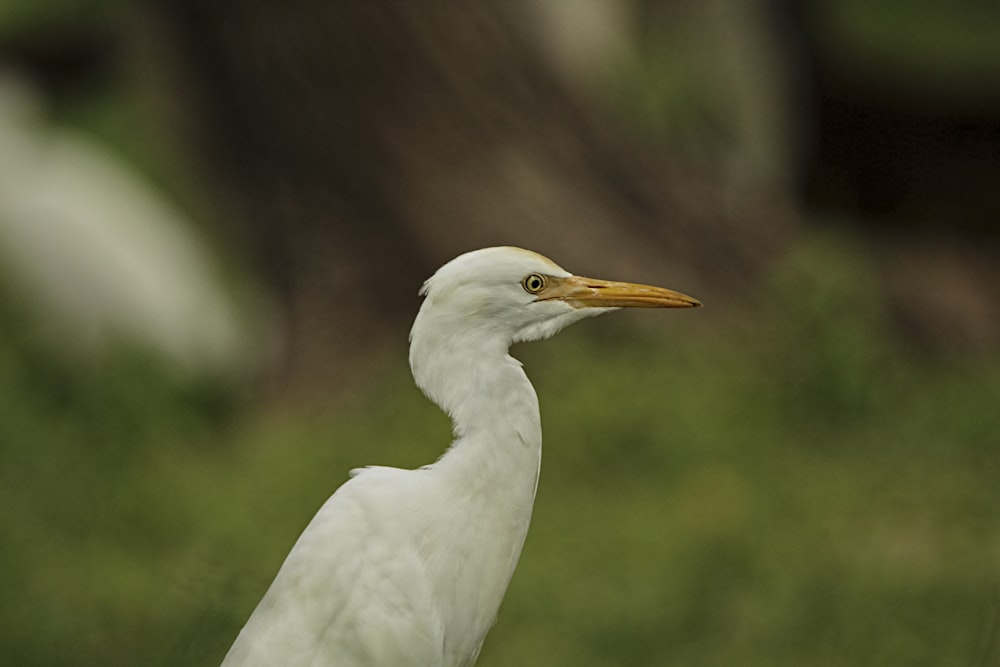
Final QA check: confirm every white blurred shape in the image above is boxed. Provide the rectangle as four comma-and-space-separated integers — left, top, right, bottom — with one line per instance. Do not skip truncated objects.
0, 72, 248, 373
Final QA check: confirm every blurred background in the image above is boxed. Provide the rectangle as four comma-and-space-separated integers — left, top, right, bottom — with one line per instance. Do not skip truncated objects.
1, 1, 999, 665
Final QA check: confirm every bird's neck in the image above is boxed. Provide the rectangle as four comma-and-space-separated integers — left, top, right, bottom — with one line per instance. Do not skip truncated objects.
411, 327, 540, 440
409, 318, 543, 479
408, 321, 543, 657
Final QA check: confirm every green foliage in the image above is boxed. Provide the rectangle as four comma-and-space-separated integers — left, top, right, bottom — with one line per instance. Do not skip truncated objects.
615, 38, 720, 142
2, 232, 999, 666
0, 0, 128, 40
0, 283, 234, 666
819, 0, 1000, 90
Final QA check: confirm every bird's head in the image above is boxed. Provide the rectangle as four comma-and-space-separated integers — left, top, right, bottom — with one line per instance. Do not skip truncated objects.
412, 246, 700, 347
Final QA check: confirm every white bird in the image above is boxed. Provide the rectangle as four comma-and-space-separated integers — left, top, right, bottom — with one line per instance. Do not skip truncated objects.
223, 246, 699, 666
0, 74, 246, 373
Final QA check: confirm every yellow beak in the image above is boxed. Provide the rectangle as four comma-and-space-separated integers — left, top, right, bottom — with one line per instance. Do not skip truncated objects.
538, 275, 701, 309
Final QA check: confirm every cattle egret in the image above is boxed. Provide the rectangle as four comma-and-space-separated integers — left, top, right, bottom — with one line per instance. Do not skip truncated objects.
223, 246, 700, 666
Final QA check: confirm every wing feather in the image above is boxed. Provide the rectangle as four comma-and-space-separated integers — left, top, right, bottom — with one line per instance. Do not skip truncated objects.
223, 468, 444, 666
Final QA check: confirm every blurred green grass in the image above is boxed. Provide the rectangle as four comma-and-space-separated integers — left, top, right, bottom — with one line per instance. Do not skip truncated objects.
1, 233, 998, 666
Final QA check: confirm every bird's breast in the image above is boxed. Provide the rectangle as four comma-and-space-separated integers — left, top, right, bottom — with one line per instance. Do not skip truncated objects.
419, 434, 540, 661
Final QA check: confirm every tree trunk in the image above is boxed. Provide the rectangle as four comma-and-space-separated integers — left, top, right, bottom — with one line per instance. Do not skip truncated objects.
149, 0, 794, 393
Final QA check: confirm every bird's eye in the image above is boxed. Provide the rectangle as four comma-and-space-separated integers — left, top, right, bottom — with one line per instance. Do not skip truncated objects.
522, 273, 546, 294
